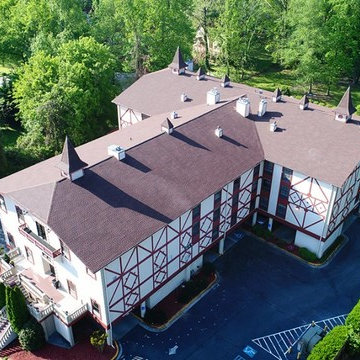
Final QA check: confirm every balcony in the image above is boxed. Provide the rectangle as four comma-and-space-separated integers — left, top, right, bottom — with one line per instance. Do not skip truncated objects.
19, 224, 61, 258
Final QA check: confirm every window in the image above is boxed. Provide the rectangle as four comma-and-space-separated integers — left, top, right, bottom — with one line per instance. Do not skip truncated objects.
61, 241, 71, 260
279, 185, 290, 199
213, 207, 220, 222
86, 267, 96, 279
264, 161, 273, 175
262, 179, 271, 192
231, 212, 237, 227
192, 204, 200, 219
36, 221, 47, 240
212, 228, 219, 240
259, 197, 269, 211
91, 299, 101, 318
253, 164, 260, 178
67, 280, 77, 299
214, 190, 221, 205
250, 197, 256, 211
6, 232, 15, 248
252, 180, 258, 193
282, 167, 293, 183
0, 195, 6, 212
15, 206, 25, 223
276, 203, 287, 219
25, 246, 34, 264
192, 204, 201, 244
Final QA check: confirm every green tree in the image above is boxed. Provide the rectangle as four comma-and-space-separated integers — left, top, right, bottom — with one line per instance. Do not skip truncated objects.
0, 130, 7, 178
5, 286, 29, 334
0, 282, 6, 309
14, 37, 117, 152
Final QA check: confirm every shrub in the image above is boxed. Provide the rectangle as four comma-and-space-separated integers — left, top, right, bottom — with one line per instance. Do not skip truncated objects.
320, 235, 344, 262
252, 224, 274, 241
18, 318, 45, 351
144, 308, 167, 325
348, 326, 360, 355
90, 330, 108, 352
5, 286, 30, 333
3, 254, 10, 263
0, 282, 6, 309
307, 325, 348, 360
299, 247, 318, 262
346, 299, 360, 332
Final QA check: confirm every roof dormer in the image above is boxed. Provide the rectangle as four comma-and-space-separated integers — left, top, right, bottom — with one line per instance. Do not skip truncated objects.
335, 86, 356, 123
56, 136, 88, 181
168, 47, 187, 75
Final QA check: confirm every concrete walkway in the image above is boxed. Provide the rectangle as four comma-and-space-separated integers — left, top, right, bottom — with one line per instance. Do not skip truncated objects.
116, 219, 360, 359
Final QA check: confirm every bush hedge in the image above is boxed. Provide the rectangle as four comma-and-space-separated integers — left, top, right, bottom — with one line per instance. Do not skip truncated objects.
299, 247, 318, 262
307, 325, 348, 360
346, 299, 360, 332
252, 224, 274, 241
18, 318, 45, 351
6, 286, 30, 334
0, 282, 6, 309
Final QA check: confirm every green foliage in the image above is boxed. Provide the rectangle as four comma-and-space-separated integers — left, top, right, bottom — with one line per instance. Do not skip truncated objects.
307, 325, 348, 360
346, 299, 360, 332
144, 308, 167, 325
252, 224, 274, 241
90, 330, 108, 353
14, 37, 117, 152
348, 326, 360, 355
0, 283, 6, 309
0, 130, 7, 177
3, 254, 10, 264
299, 248, 318, 263
5, 286, 30, 334
18, 318, 45, 351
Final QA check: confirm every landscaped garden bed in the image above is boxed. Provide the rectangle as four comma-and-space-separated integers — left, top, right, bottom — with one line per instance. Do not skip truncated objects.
132, 262, 216, 327
249, 224, 345, 265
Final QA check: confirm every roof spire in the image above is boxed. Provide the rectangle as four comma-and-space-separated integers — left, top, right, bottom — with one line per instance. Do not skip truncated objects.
169, 46, 187, 75
196, 66, 205, 80
56, 136, 88, 180
299, 94, 309, 110
335, 86, 356, 119
161, 118, 174, 134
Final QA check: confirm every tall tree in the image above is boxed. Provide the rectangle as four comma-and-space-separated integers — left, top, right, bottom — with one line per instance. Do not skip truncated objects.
5, 286, 29, 334
0, 129, 7, 178
14, 37, 117, 153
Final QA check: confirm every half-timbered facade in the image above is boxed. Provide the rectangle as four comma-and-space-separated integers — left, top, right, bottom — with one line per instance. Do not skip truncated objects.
0, 48, 359, 346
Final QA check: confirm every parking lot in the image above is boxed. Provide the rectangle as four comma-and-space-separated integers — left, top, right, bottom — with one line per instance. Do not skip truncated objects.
117, 219, 360, 359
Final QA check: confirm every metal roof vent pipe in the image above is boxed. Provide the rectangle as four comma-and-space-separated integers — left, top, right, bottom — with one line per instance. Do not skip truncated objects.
215, 126, 223, 138
269, 121, 278, 132
258, 99, 267, 117
170, 111, 178, 120
207, 88, 220, 105
180, 93, 188, 102
236, 97, 250, 117
108, 145, 126, 161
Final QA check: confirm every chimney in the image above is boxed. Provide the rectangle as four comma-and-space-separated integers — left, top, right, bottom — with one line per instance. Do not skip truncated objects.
161, 118, 174, 134
221, 74, 230, 88
196, 67, 205, 81
236, 97, 250, 117
108, 145, 126, 160
215, 126, 223, 138
335, 86, 356, 122
170, 111, 178, 120
299, 95, 309, 110
258, 99, 267, 117
180, 93, 188, 102
272, 88, 282, 103
207, 88, 220, 105
56, 136, 88, 181
269, 121, 277, 132
168, 46, 187, 75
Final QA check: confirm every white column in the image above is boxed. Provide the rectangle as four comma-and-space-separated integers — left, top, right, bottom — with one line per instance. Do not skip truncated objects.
218, 237, 225, 255
185, 266, 191, 282
67, 326, 75, 347
106, 327, 113, 346
267, 218, 273, 232
252, 212, 258, 226
140, 301, 146, 318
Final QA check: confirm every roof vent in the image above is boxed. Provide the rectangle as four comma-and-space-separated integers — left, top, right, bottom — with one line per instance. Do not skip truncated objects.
161, 118, 174, 134
180, 93, 188, 102
169, 46, 187, 75
269, 121, 278, 132
196, 67, 205, 81
272, 88, 282, 102
221, 74, 230, 88
236, 96, 250, 117
170, 111, 178, 120
335, 86, 356, 123
207, 87, 220, 105
108, 145, 126, 161
299, 95, 309, 110
258, 99, 267, 117
215, 126, 223, 138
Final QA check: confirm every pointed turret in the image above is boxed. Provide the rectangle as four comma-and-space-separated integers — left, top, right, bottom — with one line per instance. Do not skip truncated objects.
299, 94, 309, 110
161, 118, 174, 134
221, 74, 230, 87
335, 86, 356, 122
196, 67, 205, 80
272, 88, 282, 102
169, 47, 187, 75
57, 136, 88, 181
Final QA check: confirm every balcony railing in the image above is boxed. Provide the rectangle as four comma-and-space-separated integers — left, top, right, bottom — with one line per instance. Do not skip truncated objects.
19, 225, 61, 258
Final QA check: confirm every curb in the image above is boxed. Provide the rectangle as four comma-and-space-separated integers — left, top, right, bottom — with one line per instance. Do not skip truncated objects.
133, 273, 219, 333
110, 339, 123, 360
241, 229, 349, 269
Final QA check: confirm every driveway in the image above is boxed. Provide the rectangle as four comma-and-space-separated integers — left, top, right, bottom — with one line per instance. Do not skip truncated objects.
117, 219, 360, 359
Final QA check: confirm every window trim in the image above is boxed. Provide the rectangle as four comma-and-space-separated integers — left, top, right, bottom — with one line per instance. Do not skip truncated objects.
25, 246, 34, 264
60, 240, 71, 261
0, 195, 7, 213
91, 298, 101, 319
15, 206, 25, 223
6, 232, 15, 249
67, 279, 77, 299
36, 221, 47, 241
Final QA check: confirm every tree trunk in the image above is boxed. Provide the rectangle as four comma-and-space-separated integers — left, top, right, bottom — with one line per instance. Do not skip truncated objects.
203, 7, 211, 71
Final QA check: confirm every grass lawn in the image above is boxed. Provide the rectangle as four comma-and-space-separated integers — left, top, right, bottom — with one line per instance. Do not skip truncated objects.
0, 126, 21, 148
209, 56, 360, 115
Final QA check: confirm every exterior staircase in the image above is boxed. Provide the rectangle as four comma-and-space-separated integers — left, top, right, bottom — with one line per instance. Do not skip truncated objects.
0, 307, 17, 350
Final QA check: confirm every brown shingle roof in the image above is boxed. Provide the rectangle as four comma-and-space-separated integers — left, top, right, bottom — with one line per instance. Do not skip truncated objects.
335, 86, 356, 116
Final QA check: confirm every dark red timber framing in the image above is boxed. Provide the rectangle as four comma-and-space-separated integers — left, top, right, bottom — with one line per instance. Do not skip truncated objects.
275, 167, 293, 219
259, 161, 273, 211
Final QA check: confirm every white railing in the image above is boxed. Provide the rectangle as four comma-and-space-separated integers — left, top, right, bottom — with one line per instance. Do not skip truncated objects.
0, 268, 14, 282
0, 324, 13, 349
55, 303, 88, 324
0, 306, 6, 319
7, 247, 21, 260
19, 274, 46, 302
27, 303, 54, 322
